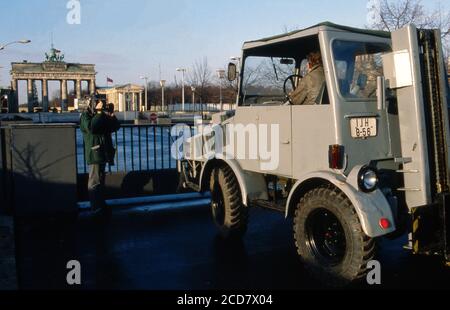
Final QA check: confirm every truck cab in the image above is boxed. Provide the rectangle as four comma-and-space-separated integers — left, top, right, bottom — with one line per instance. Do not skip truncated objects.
179, 22, 450, 286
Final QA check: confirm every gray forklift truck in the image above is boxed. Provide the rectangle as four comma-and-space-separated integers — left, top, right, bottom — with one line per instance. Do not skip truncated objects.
179, 22, 450, 285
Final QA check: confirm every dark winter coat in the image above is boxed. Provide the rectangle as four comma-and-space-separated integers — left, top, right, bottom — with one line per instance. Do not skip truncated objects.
80, 111, 121, 165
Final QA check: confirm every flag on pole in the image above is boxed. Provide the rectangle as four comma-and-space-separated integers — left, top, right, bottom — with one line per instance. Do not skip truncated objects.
107, 77, 113, 84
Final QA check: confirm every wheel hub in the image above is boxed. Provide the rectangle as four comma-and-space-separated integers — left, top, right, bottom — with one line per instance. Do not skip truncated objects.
306, 208, 347, 265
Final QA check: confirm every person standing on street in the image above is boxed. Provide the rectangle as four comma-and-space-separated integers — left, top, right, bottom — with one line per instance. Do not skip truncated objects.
80, 97, 120, 216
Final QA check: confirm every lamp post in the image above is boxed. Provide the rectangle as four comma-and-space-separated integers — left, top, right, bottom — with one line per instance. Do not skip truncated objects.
176, 68, 186, 111
1, 41, 30, 103
140, 76, 148, 111
0, 39, 31, 51
216, 69, 225, 111
191, 86, 196, 113
160, 80, 166, 112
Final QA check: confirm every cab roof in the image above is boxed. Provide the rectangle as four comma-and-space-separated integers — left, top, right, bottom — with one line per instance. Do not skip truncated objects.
243, 22, 390, 49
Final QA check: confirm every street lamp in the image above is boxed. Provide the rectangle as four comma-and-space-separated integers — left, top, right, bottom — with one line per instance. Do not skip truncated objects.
0, 39, 31, 51
140, 76, 149, 112
176, 68, 186, 111
216, 69, 226, 111
160, 80, 166, 112
191, 86, 196, 113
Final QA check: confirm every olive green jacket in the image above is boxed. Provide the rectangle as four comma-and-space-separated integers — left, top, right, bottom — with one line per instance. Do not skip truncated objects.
80, 111, 121, 165
291, 65, 325, 105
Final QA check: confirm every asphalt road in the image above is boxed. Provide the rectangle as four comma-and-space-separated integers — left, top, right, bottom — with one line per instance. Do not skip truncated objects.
14, 203, 450, 290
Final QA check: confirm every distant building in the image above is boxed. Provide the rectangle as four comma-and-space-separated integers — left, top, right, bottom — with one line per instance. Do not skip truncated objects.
96, 84, 144, 112
9, 46, 96, 113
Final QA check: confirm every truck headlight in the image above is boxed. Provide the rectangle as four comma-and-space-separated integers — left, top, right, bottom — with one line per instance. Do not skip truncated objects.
358, 166, 378, 192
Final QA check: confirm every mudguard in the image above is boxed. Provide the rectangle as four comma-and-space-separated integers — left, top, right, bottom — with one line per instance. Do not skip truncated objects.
199, 158, 268, 206
285, 169, 396, 238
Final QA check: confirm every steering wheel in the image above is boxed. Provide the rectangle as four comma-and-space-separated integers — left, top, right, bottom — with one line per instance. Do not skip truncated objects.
283, 74, 303, 104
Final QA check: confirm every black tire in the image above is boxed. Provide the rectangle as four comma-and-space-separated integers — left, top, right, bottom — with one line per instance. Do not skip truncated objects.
293, 186, 376, 287
209, 166, 248, 239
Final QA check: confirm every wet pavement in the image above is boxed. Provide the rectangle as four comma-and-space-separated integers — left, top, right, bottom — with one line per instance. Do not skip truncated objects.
14, 203, 450, 290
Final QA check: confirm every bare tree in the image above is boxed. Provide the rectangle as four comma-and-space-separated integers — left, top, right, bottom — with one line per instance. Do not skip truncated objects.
188, 57, 212, 103
368, 0, 450, 55
145, 81, 183, 110
50, 90, 61, 108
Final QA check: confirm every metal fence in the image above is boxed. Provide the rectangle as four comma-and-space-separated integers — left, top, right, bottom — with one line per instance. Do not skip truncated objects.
149, 103, 236, 113
76, 124, 193, 174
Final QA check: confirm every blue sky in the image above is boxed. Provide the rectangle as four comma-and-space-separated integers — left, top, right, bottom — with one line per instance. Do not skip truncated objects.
0, 0, 447, 94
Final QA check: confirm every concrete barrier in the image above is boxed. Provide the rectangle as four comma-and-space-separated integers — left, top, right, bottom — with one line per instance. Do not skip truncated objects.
1, 128, 16, 215
1, 124, 78, 217
0, 122, 193, 217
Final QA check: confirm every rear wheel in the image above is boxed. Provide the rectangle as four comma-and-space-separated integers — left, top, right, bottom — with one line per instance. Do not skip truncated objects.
209, 166, 248, 239
293, 186, 376, 287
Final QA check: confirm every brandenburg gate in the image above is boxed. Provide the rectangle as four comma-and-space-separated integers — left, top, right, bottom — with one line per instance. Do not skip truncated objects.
10, 47, 96, 113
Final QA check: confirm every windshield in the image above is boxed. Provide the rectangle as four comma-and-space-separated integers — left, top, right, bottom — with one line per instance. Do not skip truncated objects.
241, 56, 296, 106
332, 40, 391, 100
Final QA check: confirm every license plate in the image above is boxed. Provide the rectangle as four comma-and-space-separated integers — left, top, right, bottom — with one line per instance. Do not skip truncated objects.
350, 118, 377, 139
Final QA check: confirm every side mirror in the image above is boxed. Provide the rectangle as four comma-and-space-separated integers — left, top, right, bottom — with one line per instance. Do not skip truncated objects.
376, 76, 386, 110
228, 62, 237, 82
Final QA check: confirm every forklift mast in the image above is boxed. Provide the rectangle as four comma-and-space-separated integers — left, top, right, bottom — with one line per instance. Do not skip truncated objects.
387, 25, 450, 260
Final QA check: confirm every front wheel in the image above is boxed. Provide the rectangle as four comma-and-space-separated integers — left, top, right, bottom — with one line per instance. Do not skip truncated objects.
293, 186, 376, 287
209, 166, 248, 239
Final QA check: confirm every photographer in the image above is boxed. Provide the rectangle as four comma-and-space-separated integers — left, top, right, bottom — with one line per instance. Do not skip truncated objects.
80, 97, 120, 216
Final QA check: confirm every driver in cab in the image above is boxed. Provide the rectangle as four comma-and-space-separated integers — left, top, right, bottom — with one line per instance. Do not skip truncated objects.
290, 51, 325, 105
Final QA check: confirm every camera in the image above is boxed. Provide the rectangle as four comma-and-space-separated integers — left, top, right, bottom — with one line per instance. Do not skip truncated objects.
104, 103, 114, 114
77, 95, 96, 115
